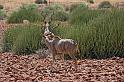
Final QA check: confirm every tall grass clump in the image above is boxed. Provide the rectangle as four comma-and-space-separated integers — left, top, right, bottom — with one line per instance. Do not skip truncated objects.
85, 9, 124, 58
54, 9, 124, 59
3, 26, 22, 52
70, 6, 105, 25
69, 3, 87, 12
0, 9, 6, 20
7, 4, 43, 23
53, 11, 69, 21
41, 4, 68, 21
3, 25, 42, 55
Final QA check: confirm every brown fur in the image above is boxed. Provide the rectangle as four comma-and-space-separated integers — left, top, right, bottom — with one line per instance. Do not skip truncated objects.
43, 21, 79, 71
44, 35, 80, 71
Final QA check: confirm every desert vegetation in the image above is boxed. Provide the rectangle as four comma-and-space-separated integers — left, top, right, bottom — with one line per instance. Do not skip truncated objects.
0, 0, 124, 81
7, 4, 43, 23
2, 1, 124, 58
3, 24, 42, 54
41, 4, 69, 21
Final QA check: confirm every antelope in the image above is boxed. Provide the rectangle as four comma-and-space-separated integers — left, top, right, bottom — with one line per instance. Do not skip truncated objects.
43, 33, 80, 71
42, 20, 79, 71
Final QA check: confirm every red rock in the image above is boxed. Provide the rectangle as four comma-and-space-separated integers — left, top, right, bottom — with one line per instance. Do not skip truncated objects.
0, 53, 123, 81
10, 77, 15, 81
0, 77, 6, 82
62, 80, 73, 82
16, 80, 24, 82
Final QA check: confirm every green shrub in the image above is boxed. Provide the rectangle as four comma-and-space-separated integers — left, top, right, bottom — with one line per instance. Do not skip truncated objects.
41, 4, 65, 15
50, 4, 65, 11
13, 25, 42, 55
3, 25, 42, 55
81, 9, 124, 58
98, 1, 112, 9
3, 26, 22, 52
70, 6, 105, 25
7, 4, 43, 23
52, 11, 69, 21
0, 10, 6, 20
35, 0, 47, 4
69, 3, 88, 12
0, 5, 3, 9
54, 9, 124, 59
69, 4, 80, 12
41, 4, 67, 21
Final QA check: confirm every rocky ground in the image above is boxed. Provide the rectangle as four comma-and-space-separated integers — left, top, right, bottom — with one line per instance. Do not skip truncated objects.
0, 53, 124, 82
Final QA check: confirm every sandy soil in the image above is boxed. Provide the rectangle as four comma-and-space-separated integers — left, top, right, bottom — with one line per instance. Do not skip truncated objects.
1, 0, 124, 9
0, 0, 124, 15
0, 53, 124, 82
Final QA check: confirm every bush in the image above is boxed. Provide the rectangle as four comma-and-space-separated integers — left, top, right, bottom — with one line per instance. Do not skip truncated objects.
52, 11, 69, 21
0, 5, 3, 9
69, 3, 88, 12
70, 6, 105, 25
69, 4, 80, 12
42, 4, 65, 15
0, 10, 6, 20
41, 4, 68, 21
3, 26, 22, 52
35, 0, 47, 4
98, 1, 112, 9
3, 25, 42, 55
7, 4, 43, 23
81, 9, 124, 58
54, 9, 124, 59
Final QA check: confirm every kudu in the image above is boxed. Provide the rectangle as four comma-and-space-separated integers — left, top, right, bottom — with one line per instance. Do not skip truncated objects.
43, 34, 80, 71
41, 13, 79, 71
